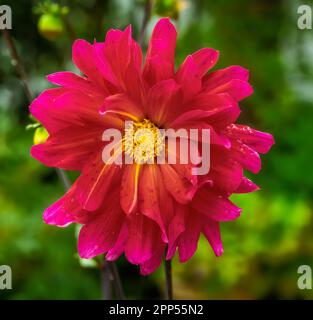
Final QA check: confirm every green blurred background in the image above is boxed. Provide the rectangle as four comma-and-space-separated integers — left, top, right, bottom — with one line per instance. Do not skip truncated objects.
0, 0, 312, 299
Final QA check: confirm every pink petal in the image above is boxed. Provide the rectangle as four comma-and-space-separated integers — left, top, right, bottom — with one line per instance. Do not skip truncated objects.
145, 18, 177, 72
206, 79, 253, 101
31, 89, 123, 138
99, 93, 144, 121
179, 121, 231, 148
106, 223, 128, 261
172, 93, 240, 129
75, 152, 122, 211
176, 55, 202, 101
72, 39, 107, 86
202, 220, 223, 256
125, 214, 162, 265
30, 88, 68, 134
209, 147, 243, 191
166, 204, 187, 259
230, 139, 261, 174
139, 165, 168, 238
191, 48, 219, 77
31, 126, 102, 170
47, 72, 105, 97
140, 241, 165, 275
78, 205, 125, 259
43, 184, 88, 227
94, 26, 142, 91
143, 56, 173, 87
234, 177, 260, 193
140, 165, 175, 242
178, 211, 202, 262
192, 188, 241, 222
204, 66, 250, 90
147, 79, 181, 125
93, 42, 119, 87
120, 164, 141, 215
226, 124, 275, 154
160, 164, 195, 204
123, 62, 146, 105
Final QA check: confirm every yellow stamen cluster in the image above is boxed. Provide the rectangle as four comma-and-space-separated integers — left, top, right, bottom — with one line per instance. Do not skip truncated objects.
124, 119, 164, 164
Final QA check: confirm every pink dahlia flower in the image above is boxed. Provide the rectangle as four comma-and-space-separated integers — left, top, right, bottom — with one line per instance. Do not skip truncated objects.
30, 18, 274, 275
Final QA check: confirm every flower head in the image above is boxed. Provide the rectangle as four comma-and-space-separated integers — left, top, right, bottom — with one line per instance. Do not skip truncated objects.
30, 18, 274, 274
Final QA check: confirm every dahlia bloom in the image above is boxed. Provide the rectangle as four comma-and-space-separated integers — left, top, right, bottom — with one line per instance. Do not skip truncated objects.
30, 18, 274, 275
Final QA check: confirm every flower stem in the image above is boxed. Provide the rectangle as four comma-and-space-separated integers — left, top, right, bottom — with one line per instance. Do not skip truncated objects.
164, 253, 173, 300
107, 261, 125, 300
139, 0, 153, 46
101, 260, 112, 300
101, 258, 125, 300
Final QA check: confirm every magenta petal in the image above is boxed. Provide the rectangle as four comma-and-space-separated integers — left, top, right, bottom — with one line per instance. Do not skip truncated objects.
145, 18, 177, 68
235, 177, 260, 193
180, 121, 231, 148
230, 139, 261, 174
75, 152, 122, 211
192, 188, 241, 222
209, 148, 243, 191
78, 207, 125, 259
139, 165, 168, 239
31, 126, 102, 171
147, 79, 181, 125
72, 39, 105, 86
226, 124, 275, 154
106, 223, 128, 261
174, 93, 240, 129
166, 204, 186, 259
143, 56, 173, 87
160, 164, 195, 205
202, 220, 223, 256
93, 42, 119, 87
204, 65, 249, 87
176, 55, 202, 101
43, 185, 87, 227
47, 72, 104, 96
30, 88, 110, 139
178, 211, 202, 262
120, 164, 141, 215
125, 214, 162, 265
191, 48, 219, 77
140, 241, 165, 275
207, 79, 253, 101
99, 93, 144, 120
30, 88, 68, 133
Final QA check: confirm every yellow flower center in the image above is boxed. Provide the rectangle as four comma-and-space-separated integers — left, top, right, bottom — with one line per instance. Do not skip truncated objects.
124, 119, 164, 164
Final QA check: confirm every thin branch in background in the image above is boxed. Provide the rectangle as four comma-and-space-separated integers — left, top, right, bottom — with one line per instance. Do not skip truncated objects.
107, 261, 125, 300
2, 29, 33, 102
164, 253, 173, 300
1, 29, 71, 193
139, 0, 153, 46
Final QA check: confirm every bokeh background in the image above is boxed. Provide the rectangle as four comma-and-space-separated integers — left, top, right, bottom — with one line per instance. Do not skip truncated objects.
0, 0, 313, 299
